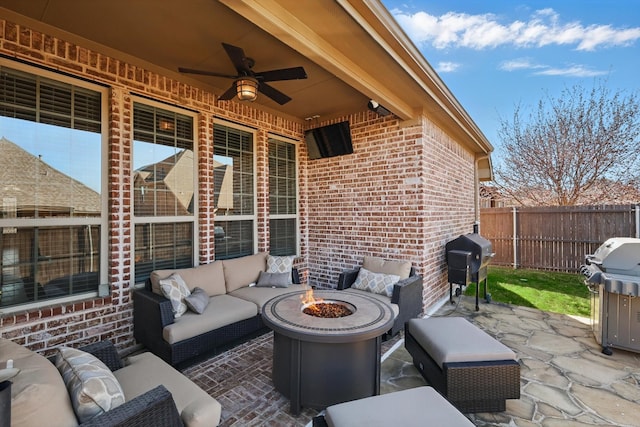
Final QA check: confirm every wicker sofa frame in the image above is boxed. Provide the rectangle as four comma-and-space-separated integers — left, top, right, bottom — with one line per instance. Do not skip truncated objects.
77, 340, 184, 427
404, 324, 520, 413
337, 266, 423, 337
133, 268, 300, 366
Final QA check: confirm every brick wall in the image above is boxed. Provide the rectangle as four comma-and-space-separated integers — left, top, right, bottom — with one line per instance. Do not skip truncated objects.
305, 112, 477, 310
0, 17, 480, 353
0, 19, 304, 355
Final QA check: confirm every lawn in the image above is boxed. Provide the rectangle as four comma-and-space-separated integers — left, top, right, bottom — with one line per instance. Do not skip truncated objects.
465, 266, 591, 317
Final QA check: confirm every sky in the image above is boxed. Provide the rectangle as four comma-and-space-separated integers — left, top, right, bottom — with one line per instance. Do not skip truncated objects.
381, 1, 640, 162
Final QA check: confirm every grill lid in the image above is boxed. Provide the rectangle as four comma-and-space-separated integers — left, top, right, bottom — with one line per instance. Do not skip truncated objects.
586, 237, 640, 276
445, 232, 493, 273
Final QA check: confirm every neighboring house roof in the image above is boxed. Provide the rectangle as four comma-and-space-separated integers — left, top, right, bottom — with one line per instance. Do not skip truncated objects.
0, 0, 493, 179
0, 137, 101, 215
133, 152, 234, 214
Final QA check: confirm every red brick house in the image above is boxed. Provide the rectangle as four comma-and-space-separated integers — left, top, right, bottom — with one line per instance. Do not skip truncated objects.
0, 1, 493, 353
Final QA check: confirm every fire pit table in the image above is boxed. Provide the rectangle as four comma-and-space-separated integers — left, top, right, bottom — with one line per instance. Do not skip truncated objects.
262, 289, 394, 415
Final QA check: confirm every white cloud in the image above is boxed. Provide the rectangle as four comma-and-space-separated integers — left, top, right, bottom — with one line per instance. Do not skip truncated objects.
391, 7, 640, 51
436, 61, 461, 73
533, 65, 609, 77
499, 58, 545, 71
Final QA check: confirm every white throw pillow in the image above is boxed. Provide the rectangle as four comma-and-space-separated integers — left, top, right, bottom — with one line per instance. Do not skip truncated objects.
351, 267, 400, 297
55, 346, 125, 423
159, 273, 191, 318
267, 255, 296, 284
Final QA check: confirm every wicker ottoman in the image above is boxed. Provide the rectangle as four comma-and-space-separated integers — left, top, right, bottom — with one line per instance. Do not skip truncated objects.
317, 386, 473, 427
405, 317, 520, 413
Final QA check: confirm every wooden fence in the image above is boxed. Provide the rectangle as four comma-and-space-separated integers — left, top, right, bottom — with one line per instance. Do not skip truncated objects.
480, 205, 640, 272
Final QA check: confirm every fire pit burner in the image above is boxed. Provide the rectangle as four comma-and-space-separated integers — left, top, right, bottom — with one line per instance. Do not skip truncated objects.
302, 300, 354, 318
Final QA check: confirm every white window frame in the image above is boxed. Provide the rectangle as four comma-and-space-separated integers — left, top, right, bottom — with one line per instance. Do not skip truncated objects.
213, 119, 258, 256
0, 58, 108, 313
131, 97, 199, 282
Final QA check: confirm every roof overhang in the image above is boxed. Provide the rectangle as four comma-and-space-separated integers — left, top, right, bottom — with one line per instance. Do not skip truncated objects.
0, 0, 493, 158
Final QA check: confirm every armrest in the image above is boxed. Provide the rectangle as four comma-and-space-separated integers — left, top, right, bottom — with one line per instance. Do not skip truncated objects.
389, 274, 424, 336
337, 268, 360, 290
80, 385, 184, 427
390, 274, 423, 305
133, 288, 175, 357
79, 340, 124, 371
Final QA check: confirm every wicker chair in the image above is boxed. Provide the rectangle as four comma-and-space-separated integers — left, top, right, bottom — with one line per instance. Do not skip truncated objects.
77, 340, 184, 426
337, 260, 423, 338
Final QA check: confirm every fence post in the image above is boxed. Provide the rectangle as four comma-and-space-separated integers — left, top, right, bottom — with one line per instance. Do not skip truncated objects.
512, 207, 517, 269
636, 205, 639, 239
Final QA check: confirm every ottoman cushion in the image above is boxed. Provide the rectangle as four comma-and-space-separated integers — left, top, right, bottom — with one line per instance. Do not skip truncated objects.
324, 386, 473, 427
407, 317, 516, 368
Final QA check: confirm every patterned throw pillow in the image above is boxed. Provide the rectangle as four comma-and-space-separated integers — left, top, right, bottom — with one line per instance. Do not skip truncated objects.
266, 255, 296, 284
55, 346, 125, 423
351, 267, 400, 297
159, 273, 191, 318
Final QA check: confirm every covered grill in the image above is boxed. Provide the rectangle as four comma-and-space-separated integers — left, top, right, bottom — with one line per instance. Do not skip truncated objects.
581, 237, 640, 355
445, 224, 494, 311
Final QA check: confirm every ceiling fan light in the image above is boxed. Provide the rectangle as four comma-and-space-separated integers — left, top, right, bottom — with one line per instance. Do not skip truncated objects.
236, 77, 258, 101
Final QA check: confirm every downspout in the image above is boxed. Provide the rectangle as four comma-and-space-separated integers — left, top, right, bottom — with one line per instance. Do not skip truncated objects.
474, 154, 490, 225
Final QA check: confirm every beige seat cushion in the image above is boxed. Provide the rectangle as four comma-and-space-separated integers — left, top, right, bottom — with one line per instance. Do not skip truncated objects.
150, 261, 226, 297
0, 338, 78, 427
229, 284, 306, 313
362, 256, 411, 279
163, 295, 258, 344
114, 352, 221, 427
343, 288, 400, 317
407, 317, 516, 368
222, 252, 268, 292
325, 386, 474, 427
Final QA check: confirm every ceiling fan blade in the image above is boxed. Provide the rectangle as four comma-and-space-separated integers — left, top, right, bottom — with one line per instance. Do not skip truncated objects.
257, 67, 307, 82
258, 82, 292, 105
178, 67, 237, 79
218, 83, 237, 101
222, 42, 251, 74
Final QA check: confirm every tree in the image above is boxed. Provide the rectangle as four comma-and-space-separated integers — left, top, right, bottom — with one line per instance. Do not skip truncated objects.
494, 81, 640, 206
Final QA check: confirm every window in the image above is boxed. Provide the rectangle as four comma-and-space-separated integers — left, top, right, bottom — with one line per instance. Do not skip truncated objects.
269, 138, 297, 255
133, 102, 196, 282
213, 123, 255, 260
0, 62, 105, 310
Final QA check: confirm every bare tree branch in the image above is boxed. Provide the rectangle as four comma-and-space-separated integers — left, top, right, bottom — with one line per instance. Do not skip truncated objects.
494, 80, 640, 206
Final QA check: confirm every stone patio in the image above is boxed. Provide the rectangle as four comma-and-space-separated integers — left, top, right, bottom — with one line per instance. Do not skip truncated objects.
183, 294, 640, 426
382, 295, 640, 426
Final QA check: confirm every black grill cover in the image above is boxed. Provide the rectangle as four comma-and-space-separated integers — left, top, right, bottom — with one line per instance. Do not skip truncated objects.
445, 233, 493, 275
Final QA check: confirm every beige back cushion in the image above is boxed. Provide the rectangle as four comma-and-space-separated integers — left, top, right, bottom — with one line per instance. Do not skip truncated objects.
222, 252, 268, 292
1, 338, 78, 427
150, 261, 226, 297
362, 256, 412, 279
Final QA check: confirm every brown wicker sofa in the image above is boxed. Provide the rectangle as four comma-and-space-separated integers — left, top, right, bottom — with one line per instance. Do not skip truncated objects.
133, 252, 303, 366
1, 338, 220, 427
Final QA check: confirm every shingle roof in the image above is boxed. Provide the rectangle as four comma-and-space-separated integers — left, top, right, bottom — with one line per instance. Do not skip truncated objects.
0, 137, 101, 216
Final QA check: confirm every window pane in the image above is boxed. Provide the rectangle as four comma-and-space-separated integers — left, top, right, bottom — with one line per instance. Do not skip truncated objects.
134, 222, 193, 282
133, 102, 195, 283
268, 139, 297, 255
269, 219, 296, 256
268, 139, 296, 215
213, 125, 254, 216
133, 103, 195, 217
214, 220, 254, 260
0, 226, 100, 308
0, 65, 103, 309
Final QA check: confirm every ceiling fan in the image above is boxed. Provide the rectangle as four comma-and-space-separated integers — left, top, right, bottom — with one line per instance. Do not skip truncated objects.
178, 42, 307, 105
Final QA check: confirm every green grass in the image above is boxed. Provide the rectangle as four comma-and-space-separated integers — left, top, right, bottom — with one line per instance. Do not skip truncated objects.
464, 266, 590, 317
